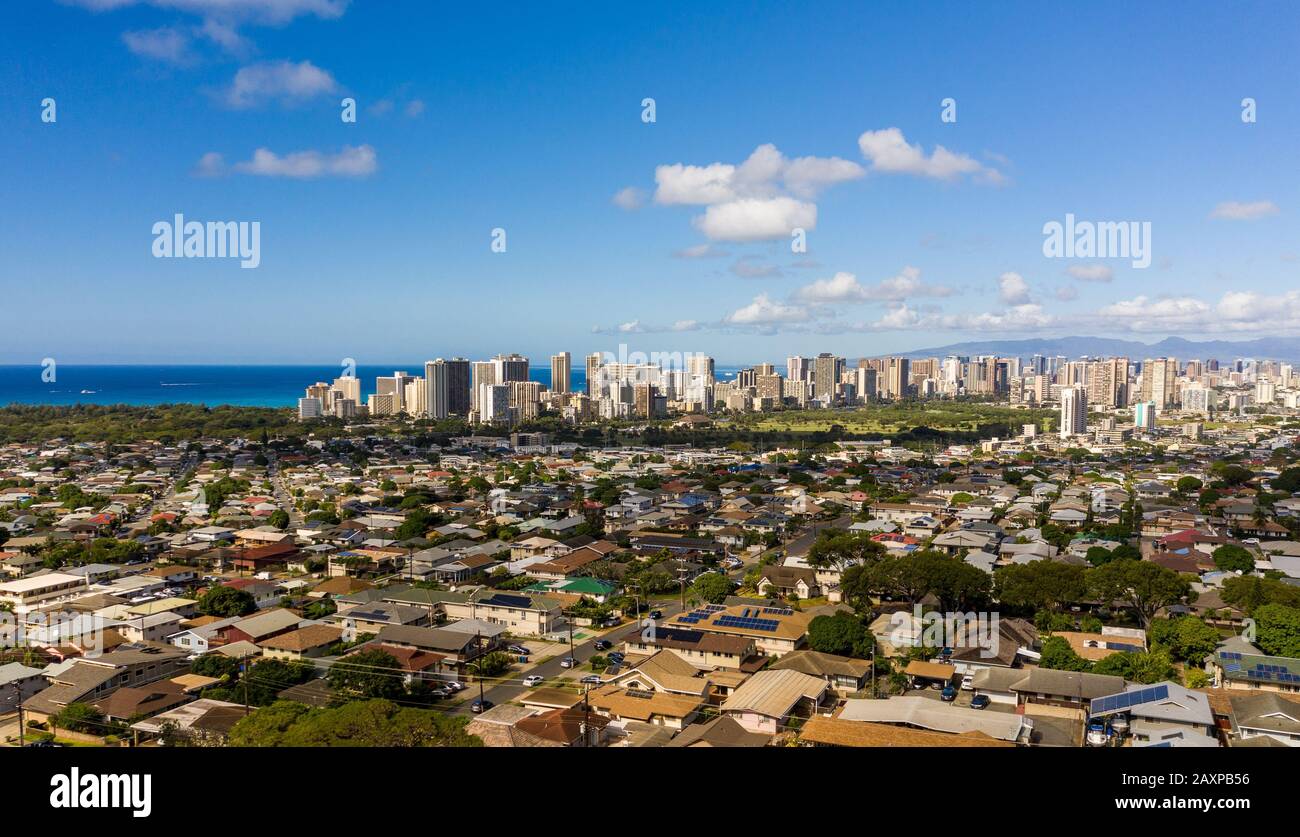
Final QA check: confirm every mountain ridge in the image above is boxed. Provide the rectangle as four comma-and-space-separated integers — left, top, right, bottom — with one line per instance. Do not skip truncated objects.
900, 335, 1300, 361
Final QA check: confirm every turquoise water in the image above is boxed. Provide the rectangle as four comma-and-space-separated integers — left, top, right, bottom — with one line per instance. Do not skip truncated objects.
0, 365, 741, 408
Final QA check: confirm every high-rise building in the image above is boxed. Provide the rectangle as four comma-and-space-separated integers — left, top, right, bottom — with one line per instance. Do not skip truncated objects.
477, 383, 510, 424
1141, 358, 1177, 408
885, 357, 911, 400
586, 352, 603, 397
1059, 385, 1088, 438
424, 359, 450, 419
493, 353, 530, 384
1133, 401, 1157, 430
441, 358, 470, 415
688, 354, 715, 382
633, 383, 658, 418
787, 356, 812, 383
1087, 358, 1128, 409
813, 353, 843, 402
297, 397, 323, 420
1182, 384, 1212, 415
550, 352, 571, 394
471, 361, 496, 411
331, 375, 361, 404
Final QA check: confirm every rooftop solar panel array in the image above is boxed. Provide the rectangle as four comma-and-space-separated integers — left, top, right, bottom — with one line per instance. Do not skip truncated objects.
482, 593, 532, 609
1218, 651, 1300, 682
713, 614, 780, 632
1090, 684, 1170, 716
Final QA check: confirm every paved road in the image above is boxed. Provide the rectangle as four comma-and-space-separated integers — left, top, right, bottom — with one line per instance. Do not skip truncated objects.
728, 515, 853, 581
454, 602, 686, 715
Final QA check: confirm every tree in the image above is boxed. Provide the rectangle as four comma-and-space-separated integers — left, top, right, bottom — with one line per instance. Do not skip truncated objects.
1091, 648, 1176, 683
805, 531, 886, 572
473, 651, 513, 679
1212, 544, 1255, 573
914, 552, 991, 611
1254, 603, 1300, 657
993, 561, 1088, 613
838, 564, 876, 613
230, 699, 482, 747
1148, 616, 1221, 663
50, 702, 105, 734
268, 509, 290, 530
1221, 575, 1300, 612
328, 649, 405, 699
1085, 546, 1114, 566
1176, 476, 1204, 495
690, 572, 734, 604
1087, 559, 1194, 627
806, 612, 874, 658
190, 653, 241, 681
1272, 466, 1300, 494
1038, 635, 1090, 672
197, 585, 256, 618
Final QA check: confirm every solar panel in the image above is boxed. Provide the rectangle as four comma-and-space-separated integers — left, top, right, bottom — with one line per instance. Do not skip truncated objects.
1090, 684, 1169, 716
484, 593, 532, 609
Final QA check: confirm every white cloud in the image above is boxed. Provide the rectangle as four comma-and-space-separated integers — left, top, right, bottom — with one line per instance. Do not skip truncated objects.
998, 272, 1032, 305
1066, 264, 1114, 282
725, 293, 810, 325
1210, 200, 1279, 220
783, 155, 866, 198
69, 1, 344, 60
612, 187, 646, 211
1096, 295, 1211, 325
792, 266, 952, 304
654, 161, 737, 205
1092, 290, 1300, 334
857, 127, 1004, 183
730, 256, 782, 279
122, 27, 193, 63
220, 144, 377, 178
64, 0, 347, 26
222, 59, 340, 108
652, 143, 861, 242
192, 151, 225, 177
693, 197, 816, 242
673, 243, 729, 259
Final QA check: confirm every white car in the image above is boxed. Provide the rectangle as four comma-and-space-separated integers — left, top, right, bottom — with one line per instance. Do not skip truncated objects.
522, 675, 544, 687
441, 680, 465, 692
960, 675, 974, 690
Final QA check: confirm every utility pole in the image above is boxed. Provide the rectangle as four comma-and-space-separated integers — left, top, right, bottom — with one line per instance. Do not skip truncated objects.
476, 632, 485, 708
13, 683, 24, 748
582, 681, 591, 747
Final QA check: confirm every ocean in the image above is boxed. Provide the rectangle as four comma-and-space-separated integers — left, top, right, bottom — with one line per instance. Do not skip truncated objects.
0, 365, 742, 408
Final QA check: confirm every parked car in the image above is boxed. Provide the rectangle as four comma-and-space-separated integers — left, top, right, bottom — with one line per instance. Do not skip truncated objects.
560, 657, 578, 668
442, 680, 466, 692
649, 609, 663, 620
507, 644, 530, 655
580, 674, 602, 685
941, 685, 957, 702
470, 699, 493, 714
970, 695, 991, 710
960, 674, 974, 691
522, 675, 544, 687
606, 651, 625, 661
593, 640, 612, 651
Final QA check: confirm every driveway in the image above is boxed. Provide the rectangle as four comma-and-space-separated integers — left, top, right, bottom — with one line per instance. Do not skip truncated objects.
453, 603, 685, 714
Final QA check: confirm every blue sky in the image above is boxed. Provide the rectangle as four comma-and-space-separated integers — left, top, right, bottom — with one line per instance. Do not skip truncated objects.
2, 1, 1298, 365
